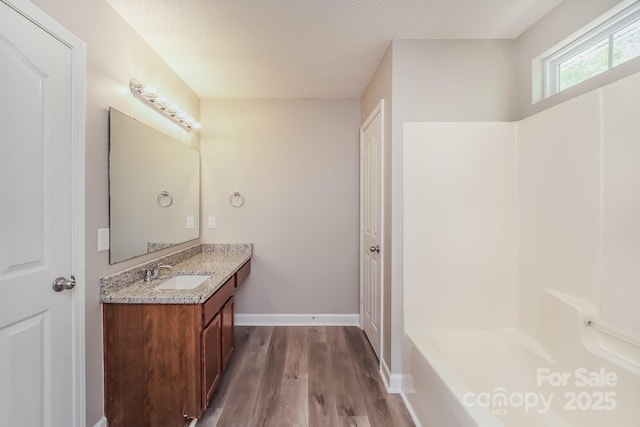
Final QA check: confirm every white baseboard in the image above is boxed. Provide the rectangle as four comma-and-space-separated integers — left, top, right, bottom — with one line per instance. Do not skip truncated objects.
380, 358, 403, 393
95, 415, 197, 427
234, 313, 359, 326
400, 391, 423, 427
389, 374, 405, 393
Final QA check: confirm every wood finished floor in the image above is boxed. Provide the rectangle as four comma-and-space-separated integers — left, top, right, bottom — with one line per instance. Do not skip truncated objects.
198, 326, 415, 427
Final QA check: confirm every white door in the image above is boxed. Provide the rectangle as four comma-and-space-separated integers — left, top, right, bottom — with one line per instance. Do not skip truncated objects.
0, 3, 78, 426
360, 101, 384, 359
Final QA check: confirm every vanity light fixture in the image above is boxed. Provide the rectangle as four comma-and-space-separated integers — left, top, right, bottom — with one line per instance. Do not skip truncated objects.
129, 79, 200, 130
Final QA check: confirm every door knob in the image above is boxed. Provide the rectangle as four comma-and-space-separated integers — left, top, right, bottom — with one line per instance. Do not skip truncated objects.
52, 275, 76, 292
369, 245, 380, 254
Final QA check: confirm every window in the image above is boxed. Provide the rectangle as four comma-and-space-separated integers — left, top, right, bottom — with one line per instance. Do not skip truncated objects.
543, 1, 640, 98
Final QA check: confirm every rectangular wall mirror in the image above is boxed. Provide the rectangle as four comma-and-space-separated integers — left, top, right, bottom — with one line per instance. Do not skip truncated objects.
109, 108, 200, 264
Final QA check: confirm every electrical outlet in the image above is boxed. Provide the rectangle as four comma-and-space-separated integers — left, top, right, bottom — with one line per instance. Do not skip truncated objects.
186, 216, 195, 229
98, 228, 110, 252
208, 216, 216, 229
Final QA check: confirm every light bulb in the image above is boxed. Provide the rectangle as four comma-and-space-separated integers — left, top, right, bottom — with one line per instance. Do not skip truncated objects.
155, 97, 168, 108
142, 86, 158, 99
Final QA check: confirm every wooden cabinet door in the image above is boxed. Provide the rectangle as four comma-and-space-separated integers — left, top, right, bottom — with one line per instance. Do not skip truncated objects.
104, 304, 201, 425
221, 296, 235, 371
201, 313, 221, 409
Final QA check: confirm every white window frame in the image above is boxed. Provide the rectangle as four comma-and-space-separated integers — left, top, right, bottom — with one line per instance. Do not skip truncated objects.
541, 0, 640, 99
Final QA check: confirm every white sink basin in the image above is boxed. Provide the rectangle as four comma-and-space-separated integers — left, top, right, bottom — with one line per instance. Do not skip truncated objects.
154, 275, 210, 290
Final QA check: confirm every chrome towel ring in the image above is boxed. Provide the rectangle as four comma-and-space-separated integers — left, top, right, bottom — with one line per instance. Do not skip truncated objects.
229, 192, 245, 208
157, 190, 173, 207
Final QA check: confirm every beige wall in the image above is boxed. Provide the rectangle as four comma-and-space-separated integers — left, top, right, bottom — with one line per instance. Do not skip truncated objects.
200, 99, 360, 316
29, 1, 200, 424
515, 0, 640, 119
393, 39, 517, 123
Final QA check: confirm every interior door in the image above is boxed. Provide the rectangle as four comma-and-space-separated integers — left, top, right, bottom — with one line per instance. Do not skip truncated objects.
360, 102, 383, 359
0, 3, 76, 426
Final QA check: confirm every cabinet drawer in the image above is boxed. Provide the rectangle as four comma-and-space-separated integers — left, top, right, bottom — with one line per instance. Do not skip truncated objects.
236, 260, 251, 288
203, 276, 235, 327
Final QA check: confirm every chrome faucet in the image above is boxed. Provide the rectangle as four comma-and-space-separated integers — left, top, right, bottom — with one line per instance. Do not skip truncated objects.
142, 263, 172, 283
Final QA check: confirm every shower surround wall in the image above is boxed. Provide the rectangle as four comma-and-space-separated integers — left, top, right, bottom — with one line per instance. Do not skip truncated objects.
403, 122, 517, 332
517, 91, 601, 336
405, 70, 640, 349
402, 71, 640, 426
519, 71, 640, 338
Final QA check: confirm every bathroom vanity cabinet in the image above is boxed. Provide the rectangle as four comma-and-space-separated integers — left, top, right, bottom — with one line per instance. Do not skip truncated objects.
103, 259, 250, 427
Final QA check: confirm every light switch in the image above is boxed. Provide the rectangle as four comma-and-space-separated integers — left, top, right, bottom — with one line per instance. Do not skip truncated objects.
186, 216, 195, 229
208, 216, 216, 229
98, 228, 110, 252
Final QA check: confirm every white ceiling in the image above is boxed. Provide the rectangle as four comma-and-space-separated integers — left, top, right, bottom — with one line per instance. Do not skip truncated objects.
107, 0, 562, 99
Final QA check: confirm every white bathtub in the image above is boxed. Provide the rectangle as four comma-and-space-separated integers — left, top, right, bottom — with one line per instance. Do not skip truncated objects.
402, 290, 640, 427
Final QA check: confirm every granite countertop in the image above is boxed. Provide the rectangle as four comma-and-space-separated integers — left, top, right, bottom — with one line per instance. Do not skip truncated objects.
100, 243, 252, 304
